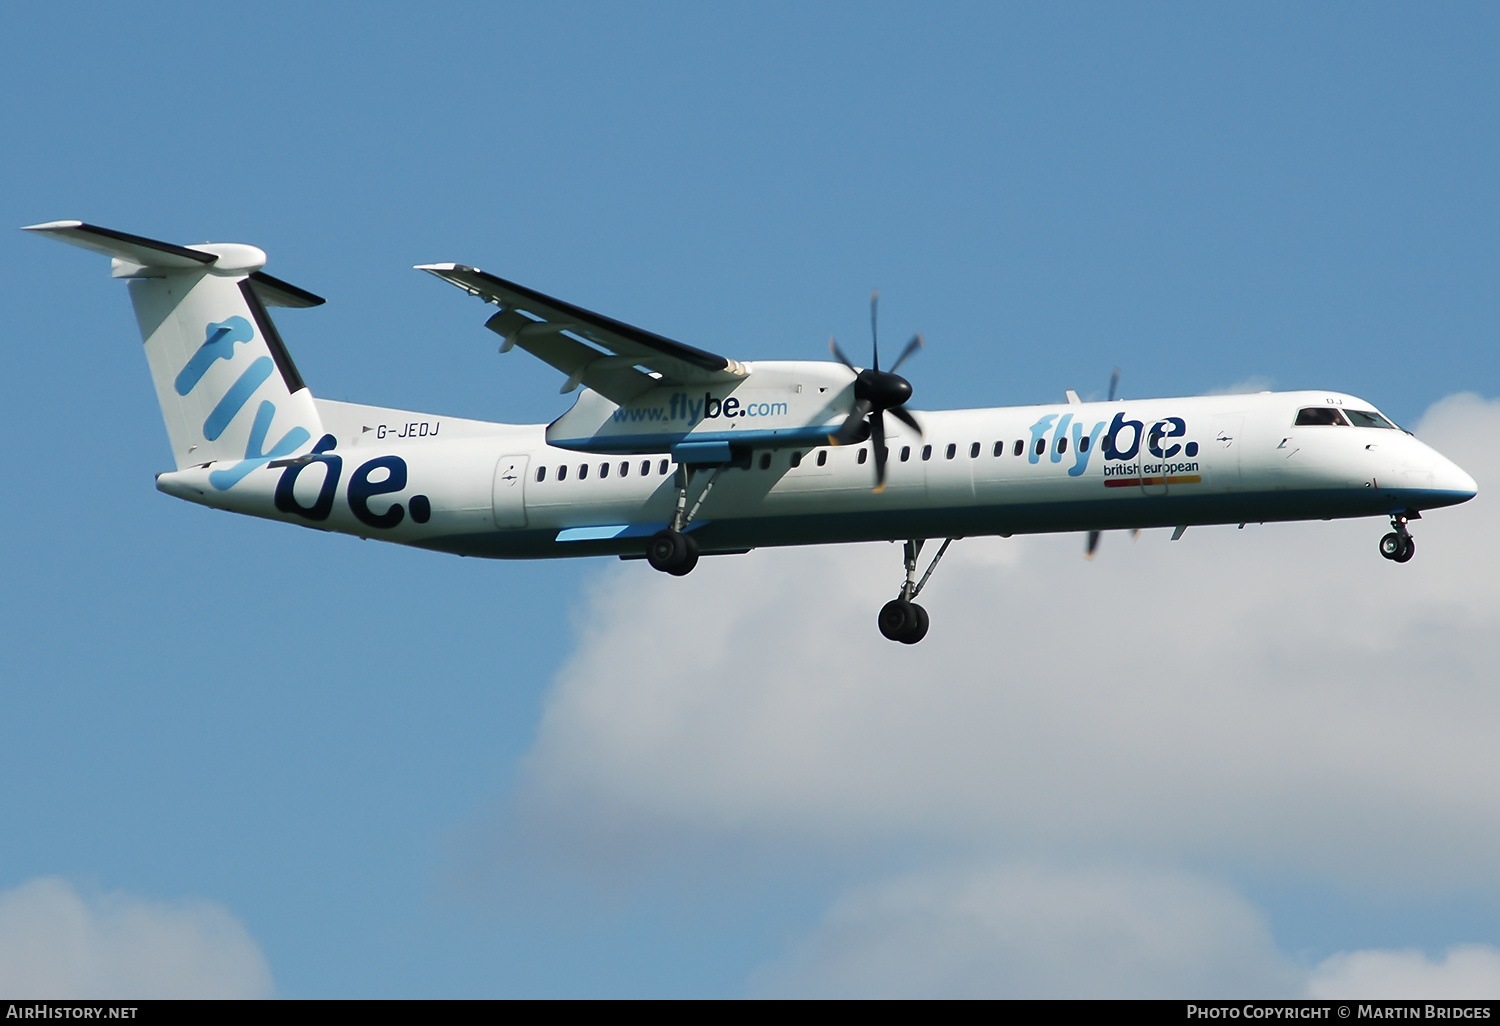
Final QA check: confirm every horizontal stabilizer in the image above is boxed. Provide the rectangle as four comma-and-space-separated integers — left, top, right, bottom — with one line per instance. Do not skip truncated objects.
23, 220, 215, 269
22, 220, 324, 306
247, 271, 325, 308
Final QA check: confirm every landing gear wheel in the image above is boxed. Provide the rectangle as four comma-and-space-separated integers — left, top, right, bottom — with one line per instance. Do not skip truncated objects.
647, 530, 699, 575
908, 603, 930, 643
1379, 532, 1404, 560
878, 598, 930, 644
878, 599, 912, 641
668, 535, 700, 576
1380, 532, 1415, 563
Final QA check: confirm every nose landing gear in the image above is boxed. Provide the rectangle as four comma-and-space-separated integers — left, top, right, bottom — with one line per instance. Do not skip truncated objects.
879, 538, 954, 644
1379, 513, 1416, 563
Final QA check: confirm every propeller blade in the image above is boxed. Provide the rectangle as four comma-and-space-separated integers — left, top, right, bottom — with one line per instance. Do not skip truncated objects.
871, 408, 888, 492
890, 405, 923, 436
1108, 367, 1120, 402
829, 399, 873, 445
869, 290, 880, 372
1085, 530, 1101, 559
888, 333, 924, 375
829, 335, 857, 372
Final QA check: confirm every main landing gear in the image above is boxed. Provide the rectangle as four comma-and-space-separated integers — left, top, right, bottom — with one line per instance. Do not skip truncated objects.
879, 538, 954, 644
646, 463, 726, 576
647, 529, 698, 575
1379, 512, 1416, 564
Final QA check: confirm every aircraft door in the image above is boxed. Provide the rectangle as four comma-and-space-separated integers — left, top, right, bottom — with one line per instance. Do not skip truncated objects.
1208, 414, 1244, 490
492, 454, 529, 528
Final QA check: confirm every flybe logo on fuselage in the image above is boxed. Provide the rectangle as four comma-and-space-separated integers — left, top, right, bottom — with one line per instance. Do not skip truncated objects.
1023, 410, 1201, 481
271, 439, 432, 530
611, 391, 790, 427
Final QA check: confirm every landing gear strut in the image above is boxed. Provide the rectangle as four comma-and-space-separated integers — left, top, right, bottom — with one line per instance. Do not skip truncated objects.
647, 463, 724, 575
1379, 513, 1416, 564
879, 538, 953, 644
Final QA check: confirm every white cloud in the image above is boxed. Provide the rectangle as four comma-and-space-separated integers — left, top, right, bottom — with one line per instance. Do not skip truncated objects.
752, 863, 1298, 998
1309, 945, 1500, 999
521, 394, 1500, 878
502, 392, 1500, 994
0, 877, 273, 999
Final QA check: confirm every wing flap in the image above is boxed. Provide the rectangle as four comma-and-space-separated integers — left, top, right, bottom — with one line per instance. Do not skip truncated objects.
483, 308, 657, 404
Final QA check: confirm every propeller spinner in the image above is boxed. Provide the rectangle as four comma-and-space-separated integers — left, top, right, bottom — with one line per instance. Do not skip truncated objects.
827, 291, 923, 492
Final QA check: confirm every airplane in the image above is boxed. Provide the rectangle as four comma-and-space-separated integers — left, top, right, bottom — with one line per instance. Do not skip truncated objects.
25, 220, 1479, 644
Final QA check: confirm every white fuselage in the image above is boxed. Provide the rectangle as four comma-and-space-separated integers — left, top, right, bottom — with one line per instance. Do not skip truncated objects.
154, 388, 1477, 561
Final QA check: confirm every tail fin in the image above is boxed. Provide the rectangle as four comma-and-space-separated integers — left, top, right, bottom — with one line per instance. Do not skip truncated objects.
23, 221, 326, 484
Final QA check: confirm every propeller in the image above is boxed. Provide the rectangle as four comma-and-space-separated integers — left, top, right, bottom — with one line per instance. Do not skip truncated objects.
828, 291, 923, 492
1086, 368, 1125, 559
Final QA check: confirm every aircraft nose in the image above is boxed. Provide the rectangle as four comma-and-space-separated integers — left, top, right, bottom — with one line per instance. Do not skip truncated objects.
1435, 456, 1479, 501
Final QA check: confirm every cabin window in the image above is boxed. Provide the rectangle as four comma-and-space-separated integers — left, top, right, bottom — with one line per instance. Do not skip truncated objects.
945, 443, 956, 459
619, 461, 630, 477
858, 449, 868, 465
1013, 439, 1024, 456
900, 445, 911, 462
1294, 407, 1349, 426
536, 466, 547, 482
1345, 409, 1397, 429
993, 441, 1004, 457
922, 444, 933, 461
817, 450, 828, 467
578, 464, 589, 480
791, 451, 802, 468
969, 442, 980, 458
599, 462, 609, 478
759, 452, 772, 470
883, 446, 890, 463
557, 465, 568, 481
659, 459, 670, 475
639, 460, 649, 476
1079, 436, 1089, 452
1057, 437, 1068, 454
1034, 438, 1045, 456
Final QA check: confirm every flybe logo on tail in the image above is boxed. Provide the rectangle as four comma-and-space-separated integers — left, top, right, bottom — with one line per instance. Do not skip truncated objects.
175, 316, 254, 395
175, 317, 311, 490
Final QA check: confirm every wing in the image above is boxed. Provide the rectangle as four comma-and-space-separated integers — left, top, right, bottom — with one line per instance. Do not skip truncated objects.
418, 263, 746, 405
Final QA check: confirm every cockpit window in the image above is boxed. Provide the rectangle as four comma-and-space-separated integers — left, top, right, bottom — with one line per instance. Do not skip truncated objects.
1344, 409, 1397, 429
1294, 407, 1349, 426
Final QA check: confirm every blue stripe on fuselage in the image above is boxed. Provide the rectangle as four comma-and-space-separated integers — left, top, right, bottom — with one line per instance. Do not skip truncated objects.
412, 487, 1477, 561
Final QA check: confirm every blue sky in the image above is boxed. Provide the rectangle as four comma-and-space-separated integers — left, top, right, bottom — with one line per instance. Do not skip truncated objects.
2, 2, 1499, 997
